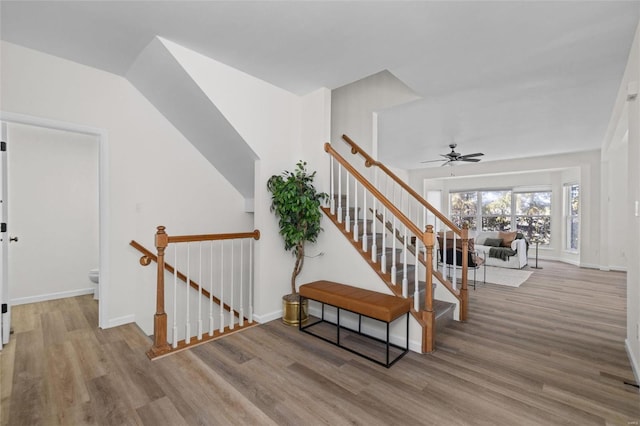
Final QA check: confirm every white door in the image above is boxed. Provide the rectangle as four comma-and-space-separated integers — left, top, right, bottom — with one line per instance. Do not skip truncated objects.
0, 122, 9, 348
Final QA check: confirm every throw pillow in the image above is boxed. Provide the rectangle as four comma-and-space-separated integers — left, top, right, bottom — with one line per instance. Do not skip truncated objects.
484, 238, 503, 247
499, 231, 517, 248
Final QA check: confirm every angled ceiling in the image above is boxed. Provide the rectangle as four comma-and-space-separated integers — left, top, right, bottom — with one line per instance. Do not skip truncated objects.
1, 1, 639, 170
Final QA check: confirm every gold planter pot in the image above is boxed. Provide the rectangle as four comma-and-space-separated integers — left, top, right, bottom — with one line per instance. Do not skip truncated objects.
282, 295, 308, 326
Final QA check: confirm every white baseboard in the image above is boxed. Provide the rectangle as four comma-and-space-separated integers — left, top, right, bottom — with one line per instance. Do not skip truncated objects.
253, 310, 282, 324
11, 287, 95, 306
107, 314, 135, 328
625, 339, 640, 386
609, 265, 628, 272
579, 262, 602, 269
409, 338, 423, 353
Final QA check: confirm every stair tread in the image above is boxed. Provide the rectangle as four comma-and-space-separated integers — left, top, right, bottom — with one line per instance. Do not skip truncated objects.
434, 299, 455, 315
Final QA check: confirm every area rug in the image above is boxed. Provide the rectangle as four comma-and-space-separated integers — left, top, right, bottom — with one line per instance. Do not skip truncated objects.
469, 266, 533, 287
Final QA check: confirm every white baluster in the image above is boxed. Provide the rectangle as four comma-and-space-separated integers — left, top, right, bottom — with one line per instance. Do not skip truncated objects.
432, 220, 438, 269
330, 156, 335, 215
209, 241, 214, 336
443, 227, 448, 282
239, 239, 244, 327
362, 189, 368, 252
185, 243, 191, 345
402, 227, 408, 298
414, 236, 420, 311
345, 171, 351, 233
452, 229, 457, 290
391, 216, 397, 285
197, 242, 203, 340
372, 167, 378, 259
172, 245, 178, 348
220, 240, 225, 332
337, 164, 343, 223
381, 206, 387, 274
371, 197, 377, 262
422, 204, 427, 237
353, 181, 359, 242
229, 240, 235, 330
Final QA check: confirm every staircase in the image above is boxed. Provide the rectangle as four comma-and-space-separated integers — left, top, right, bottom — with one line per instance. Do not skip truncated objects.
323, 135, 470, 353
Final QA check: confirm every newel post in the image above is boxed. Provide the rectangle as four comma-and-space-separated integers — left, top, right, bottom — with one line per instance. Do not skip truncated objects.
422, 225, 436, 353
460, 223, 469, 322
147, 226, 171, 358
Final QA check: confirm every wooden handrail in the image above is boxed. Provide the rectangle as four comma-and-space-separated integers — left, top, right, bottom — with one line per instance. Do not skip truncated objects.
168, 230, 260, 244
342, 134, 461, 234
129, 240, 242, 320
325, 143, 422, 238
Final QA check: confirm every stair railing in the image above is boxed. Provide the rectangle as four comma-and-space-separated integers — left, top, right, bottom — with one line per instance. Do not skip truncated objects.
341, 134, 469, 320
326, 142, 442, 352
138, 226, 260, 359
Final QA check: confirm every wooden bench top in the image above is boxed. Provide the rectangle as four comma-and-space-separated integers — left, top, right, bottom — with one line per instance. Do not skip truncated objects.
299, 280, 412, 323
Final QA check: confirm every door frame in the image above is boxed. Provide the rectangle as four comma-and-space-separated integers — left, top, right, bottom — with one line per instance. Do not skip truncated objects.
1, 122, 7, 347
0, 111, 110, 329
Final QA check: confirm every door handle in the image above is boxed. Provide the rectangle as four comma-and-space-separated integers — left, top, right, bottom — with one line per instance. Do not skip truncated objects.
9, 236, 17, 243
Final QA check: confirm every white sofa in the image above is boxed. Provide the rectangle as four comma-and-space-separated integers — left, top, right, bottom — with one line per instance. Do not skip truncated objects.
473, 231, 528, 269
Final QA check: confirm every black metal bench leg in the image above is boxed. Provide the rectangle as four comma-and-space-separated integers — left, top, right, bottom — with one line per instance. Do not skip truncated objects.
406, 313, 409, 351
337, 308, 340, 346
386, 321, 390, 367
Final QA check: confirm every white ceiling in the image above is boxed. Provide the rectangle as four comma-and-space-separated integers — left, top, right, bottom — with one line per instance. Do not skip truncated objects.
1, 1, 639, 170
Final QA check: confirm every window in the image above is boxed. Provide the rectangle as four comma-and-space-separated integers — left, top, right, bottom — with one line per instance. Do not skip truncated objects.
480, 190, 512, 231
449, 189, 552, 243
565, 184, 579, 252
450, 191, 477, 229
514, 191, 551, 244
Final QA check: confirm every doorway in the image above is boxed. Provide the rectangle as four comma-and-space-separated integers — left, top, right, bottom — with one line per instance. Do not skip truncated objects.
8, 123, 99, 306
0, 112, 109, 337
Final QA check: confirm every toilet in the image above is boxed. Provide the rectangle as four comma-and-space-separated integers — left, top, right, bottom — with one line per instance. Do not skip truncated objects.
88, 268, 99, 284
89, 268, 99, 299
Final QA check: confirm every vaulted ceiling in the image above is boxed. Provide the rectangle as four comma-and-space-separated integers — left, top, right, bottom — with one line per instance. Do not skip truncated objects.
1, 1, 639, 170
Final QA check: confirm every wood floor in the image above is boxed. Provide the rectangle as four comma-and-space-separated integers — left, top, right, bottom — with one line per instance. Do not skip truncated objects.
1, 261, 638, 425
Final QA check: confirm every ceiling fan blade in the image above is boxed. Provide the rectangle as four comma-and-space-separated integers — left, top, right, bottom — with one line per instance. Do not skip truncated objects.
459, 152, 484, 159
441, 160, 452, 167
461, 158, 481, 162
420, 158, 447, 163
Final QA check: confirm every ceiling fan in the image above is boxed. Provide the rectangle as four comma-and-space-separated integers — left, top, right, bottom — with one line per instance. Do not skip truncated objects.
421, 143, 484, 166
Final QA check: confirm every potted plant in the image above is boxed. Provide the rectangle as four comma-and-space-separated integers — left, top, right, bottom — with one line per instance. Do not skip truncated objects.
267, 160, 328, 325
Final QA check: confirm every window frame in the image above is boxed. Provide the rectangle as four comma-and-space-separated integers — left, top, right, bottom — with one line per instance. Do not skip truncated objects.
513, 191, 552, 245
564, 183, 580, 253
449, 188, 552, 244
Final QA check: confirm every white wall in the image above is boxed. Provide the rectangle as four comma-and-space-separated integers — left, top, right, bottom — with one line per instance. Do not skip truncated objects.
0, 41, 253, 331
604, 139, 628, 270
331, 70, 419, 161
7, 123, 98, 304
601, 20, 640, 384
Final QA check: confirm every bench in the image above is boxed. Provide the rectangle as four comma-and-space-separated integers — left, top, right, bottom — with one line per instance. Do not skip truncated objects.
298, 280, 412, 368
